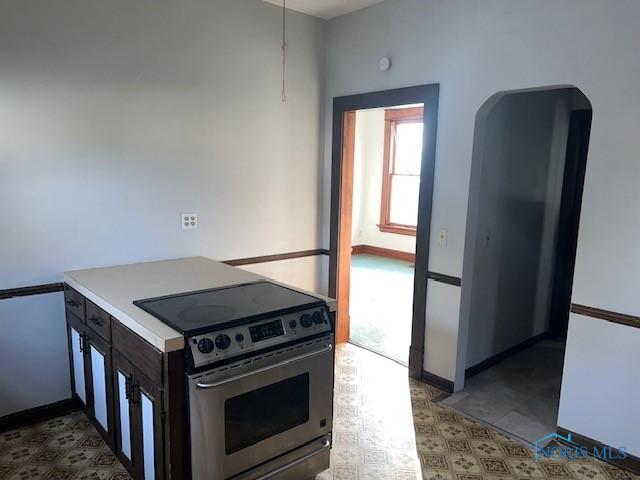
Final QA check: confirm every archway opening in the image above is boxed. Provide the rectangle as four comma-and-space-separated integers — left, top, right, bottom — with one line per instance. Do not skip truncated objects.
452, 86, 592, 443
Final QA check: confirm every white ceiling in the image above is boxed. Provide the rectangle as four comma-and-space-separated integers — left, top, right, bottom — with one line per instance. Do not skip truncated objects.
264, 0, 384, 20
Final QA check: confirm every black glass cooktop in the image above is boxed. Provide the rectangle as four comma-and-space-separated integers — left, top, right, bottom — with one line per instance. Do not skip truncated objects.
133, 281, 324, 335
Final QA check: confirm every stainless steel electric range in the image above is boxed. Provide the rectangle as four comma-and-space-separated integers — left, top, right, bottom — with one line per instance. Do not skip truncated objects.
134, 280, 334, 480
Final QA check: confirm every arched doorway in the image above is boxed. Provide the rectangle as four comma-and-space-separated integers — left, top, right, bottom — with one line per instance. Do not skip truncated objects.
453, 86, 592, 442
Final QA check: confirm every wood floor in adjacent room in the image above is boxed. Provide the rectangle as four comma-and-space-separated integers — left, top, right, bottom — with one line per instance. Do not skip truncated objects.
1, 343, 636, 480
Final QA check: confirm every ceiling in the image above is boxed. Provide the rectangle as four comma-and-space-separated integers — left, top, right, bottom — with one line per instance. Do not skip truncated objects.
264, 0, 384, 20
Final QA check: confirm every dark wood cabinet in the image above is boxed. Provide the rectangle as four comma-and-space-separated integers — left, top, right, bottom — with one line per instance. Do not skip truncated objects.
134, 369, 165, 480
113, 351, 137, 474
66, 308, 116, 448
86, 300, 112, 343
64, 285, 86, 321
112, 352, 165, 480
66, 312, 90, 407
65, 284, 182, 480
85, 331, 115, 447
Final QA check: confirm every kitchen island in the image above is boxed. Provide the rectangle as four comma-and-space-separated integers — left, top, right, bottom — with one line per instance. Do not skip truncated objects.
63, 257, 336, 480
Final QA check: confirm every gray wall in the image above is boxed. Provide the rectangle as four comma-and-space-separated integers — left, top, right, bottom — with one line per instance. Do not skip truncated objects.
0, 0, 325, 415
464, 89, 574, 368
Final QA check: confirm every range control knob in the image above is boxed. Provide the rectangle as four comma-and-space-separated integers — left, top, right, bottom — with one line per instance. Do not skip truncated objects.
300, 314, 313, 328
235, 333, 245, 343
289, 319, 298, 329
197, 338, 214, 354
312, 311, 324, 325
215, 334, 231, 350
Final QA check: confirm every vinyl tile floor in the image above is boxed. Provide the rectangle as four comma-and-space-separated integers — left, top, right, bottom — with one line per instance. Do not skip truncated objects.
1, 343, 637, 480
439, 339, 566, 444
0, 413, 130, 480
318, 343, 637, 480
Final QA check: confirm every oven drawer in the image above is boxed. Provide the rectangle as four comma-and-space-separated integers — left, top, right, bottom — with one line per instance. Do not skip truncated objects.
230, 435, 331, 480
188, 335, 334, 480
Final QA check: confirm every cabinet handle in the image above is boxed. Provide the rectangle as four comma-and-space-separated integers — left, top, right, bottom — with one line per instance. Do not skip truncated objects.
80, 333, 91, 354
131, 382, 141, 405
89, 316, 103, 327
78, 334, 84, 353
67, 300, 80, 308
124, 377, 132, 400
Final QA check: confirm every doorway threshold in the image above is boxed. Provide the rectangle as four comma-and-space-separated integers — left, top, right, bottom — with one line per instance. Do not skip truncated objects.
347, 340, 408, 367
436, 399, 554, 448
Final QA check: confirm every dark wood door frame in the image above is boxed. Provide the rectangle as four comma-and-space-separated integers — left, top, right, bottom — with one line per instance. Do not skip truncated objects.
328, 84, 440, 379
549, 109, 592, 337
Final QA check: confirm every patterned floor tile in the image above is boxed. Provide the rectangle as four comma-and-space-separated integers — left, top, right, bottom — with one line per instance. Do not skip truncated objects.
0, 412, 129, 480
0, 465, 17, 480
5, 464, 50, 480
1, 343, 637, 480
0, 446, 40, 464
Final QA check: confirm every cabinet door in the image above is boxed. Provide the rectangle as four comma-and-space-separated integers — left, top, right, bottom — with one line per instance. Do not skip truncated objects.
67, 315, 88, 405
113, 352, 136, 474
135, 372, 164, 480
87, 333, 115, 447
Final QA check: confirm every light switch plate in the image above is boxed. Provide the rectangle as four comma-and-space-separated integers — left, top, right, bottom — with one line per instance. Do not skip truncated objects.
438, 229, 447, 246
182, 213, 198, 230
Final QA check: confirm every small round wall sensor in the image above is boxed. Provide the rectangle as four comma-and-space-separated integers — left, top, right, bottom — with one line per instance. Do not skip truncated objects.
378, 56, 392, 72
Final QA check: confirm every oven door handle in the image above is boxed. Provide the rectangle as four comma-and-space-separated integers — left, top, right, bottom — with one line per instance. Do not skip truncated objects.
195, 343, 333, 389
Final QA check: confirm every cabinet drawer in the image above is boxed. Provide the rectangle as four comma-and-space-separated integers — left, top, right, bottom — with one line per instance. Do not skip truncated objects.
112, 320, 163, 387
86, 301, 112, 342
64, 285, 85, 321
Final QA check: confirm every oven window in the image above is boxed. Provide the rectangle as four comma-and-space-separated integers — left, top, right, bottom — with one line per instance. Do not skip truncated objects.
224, 373, 310, 455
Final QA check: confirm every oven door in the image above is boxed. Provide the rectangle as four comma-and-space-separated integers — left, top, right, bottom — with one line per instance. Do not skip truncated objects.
188, 335, 334, 480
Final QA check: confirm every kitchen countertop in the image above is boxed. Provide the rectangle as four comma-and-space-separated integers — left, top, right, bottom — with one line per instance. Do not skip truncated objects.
64, 256, 335, 353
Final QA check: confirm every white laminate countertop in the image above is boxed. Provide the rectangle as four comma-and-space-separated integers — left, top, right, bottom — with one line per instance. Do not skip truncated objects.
64, 256, 335, 353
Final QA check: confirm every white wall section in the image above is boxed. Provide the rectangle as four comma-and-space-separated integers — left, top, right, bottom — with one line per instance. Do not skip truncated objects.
240, 256, 328, 296
0, 292, 71, 416
423, 280, 461, 382
558, 314, 640, 456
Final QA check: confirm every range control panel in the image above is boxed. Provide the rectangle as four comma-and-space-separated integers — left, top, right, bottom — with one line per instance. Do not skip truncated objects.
187, 306, 331, 369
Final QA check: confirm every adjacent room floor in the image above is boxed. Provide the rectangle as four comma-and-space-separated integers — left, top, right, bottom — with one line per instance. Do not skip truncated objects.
440, 339, 566, 444
349, 253, 415, 363
1, 343, 636, 480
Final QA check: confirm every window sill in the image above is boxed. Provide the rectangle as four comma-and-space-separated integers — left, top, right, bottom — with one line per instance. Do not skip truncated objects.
377, 224, 417, 237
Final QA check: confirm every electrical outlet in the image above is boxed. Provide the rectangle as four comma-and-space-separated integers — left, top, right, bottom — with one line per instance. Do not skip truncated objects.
438, 229, 448, 246
182, 213, 198, 230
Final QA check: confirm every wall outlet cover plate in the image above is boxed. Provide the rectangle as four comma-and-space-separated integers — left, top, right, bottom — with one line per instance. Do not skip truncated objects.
182, 213, 198, 230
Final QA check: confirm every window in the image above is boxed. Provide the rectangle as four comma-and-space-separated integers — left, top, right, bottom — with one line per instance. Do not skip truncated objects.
379, 106, 424, 236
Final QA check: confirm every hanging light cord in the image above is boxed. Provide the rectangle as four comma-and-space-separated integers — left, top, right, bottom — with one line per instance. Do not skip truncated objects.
281, 0, 287, 102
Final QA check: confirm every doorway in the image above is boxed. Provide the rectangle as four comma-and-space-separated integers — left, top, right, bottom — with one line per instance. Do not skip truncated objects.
329, 85, 440, 377
451, 86, 592, 443
344, 105, 423, 363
